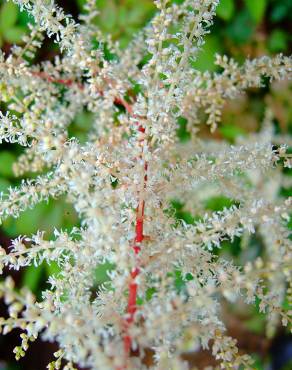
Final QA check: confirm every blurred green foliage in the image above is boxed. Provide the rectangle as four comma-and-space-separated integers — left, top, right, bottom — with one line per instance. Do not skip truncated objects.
0, 1, 29, 46
76, 0, 156, 47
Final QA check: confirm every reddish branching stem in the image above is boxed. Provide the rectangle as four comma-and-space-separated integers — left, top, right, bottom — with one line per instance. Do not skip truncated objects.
121, 124, 147, 368
31, 71, 84, 89
32, 70, 147, 368
31, 71, 134, 114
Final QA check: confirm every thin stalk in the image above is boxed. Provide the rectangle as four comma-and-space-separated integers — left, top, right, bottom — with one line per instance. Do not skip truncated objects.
27, 70, 147, 368
121, 124, 148, 368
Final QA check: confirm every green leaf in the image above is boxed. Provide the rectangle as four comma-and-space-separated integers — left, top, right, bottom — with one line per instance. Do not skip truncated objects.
45, 261, 61, 276
136, 296, 144, 305
17, 8, 32, 26
216, 0, 234, 21
244, 313, 265, 334
41, 201, 64, 231
22, 264, 44, 293
3, 26, 26, 43
0, 2, 18, 31
94, 261, 115, 285
146, 287, 157, 301
3, 198, 77, 238
250, 354, 265, 370
99, 0, 117, 31
13, 202, 48, 235
174, 270, 185, 292
76, 0, 86, 10
268, 29, 288, 52
204, 196, 235, 212
0, 177, 11, 192
219, 124, 246, 142
118, 6, 128, 26
191, 35, 223, 71
176, 116, 190, 142
0, 151, 16, 178
226, 10, 255, 45
270, 1, 292, 23
244, 0, 266, 24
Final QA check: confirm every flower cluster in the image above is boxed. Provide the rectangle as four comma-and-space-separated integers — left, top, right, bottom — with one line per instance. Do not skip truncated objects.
0, 1, 291, 369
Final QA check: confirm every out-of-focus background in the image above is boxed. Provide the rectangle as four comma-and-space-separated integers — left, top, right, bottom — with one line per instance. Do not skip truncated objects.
0, 0, 291, 369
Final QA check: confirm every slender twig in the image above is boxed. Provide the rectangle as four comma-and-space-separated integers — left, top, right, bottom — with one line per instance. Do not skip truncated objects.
30, 70, 148, 368
122, 124, 148, 367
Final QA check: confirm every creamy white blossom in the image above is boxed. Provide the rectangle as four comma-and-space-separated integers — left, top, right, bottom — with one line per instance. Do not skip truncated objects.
0, 1, 291, 370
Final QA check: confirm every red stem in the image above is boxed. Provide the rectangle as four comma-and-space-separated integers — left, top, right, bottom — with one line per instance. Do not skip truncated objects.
31, 71, 134, 115
31, 70, 147, 368
121, 124, 147, 368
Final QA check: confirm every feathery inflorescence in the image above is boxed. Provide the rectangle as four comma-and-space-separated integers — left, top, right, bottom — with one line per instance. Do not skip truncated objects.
0, 1, 291, 369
